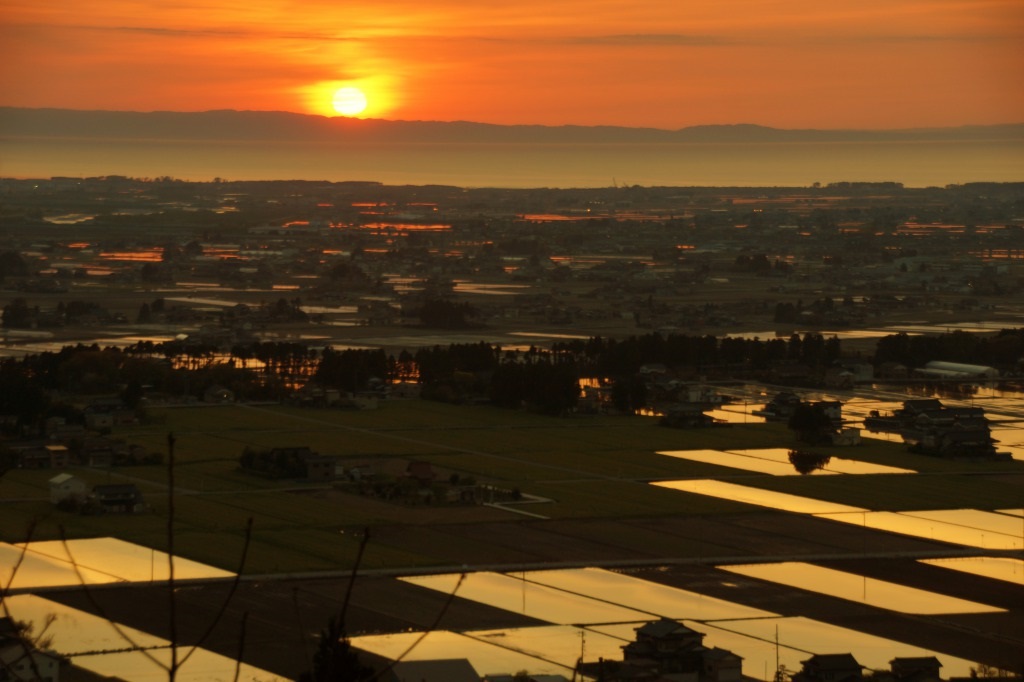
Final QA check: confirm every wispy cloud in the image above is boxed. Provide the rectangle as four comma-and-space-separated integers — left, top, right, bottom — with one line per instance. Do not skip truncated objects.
2, 0, 1021, 128
568, 33, 732, 46
11, 19, 1012, 48
3, 21, 360, 41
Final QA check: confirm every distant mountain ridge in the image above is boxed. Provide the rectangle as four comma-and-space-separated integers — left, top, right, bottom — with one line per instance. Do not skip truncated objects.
3, 107, 1022, 145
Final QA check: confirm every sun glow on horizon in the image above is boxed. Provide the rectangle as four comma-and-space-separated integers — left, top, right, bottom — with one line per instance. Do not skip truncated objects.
3, 1, 1021, 130
301, 77, 398, 119
333, 86, 367, 116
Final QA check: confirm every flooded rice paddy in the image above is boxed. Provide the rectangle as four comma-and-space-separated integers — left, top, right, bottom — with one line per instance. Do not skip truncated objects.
3, 320, 1022, 676
2, 541, 272, 681
586, 619, 975, 680
7, 538, 994, 678
401, 572, 652, 625
652, 479, 865, 514
920, 556, 1024, 585
1, 537, 233, 590
719, 562, 1003, 614
658, 448, 914, 476
819, 510, 1024, 550
510, 567, 776, 620
710, 384, 1024, 461
385, 567, 981, 678
697, 617, 977, 677
4, 594, 285, 681
351, 626, 620, 679
652, 479, 1024, 550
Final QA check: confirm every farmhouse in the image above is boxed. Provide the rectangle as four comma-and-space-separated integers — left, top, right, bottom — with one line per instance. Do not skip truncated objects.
298, 450, 339, 481
90, 483, 146, 514
885, 657, 943, 682
12, 444, 70, 469
406, 460, 437, 486
578, 618, 743, 682
792, 653, 865, 682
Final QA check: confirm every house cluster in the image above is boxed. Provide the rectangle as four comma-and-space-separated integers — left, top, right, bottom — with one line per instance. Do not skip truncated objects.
352, 643, 1010, 682
49, 473, 146, 514
233, 446, 513, 508
349, 457, 515, 506
790, 654, 944, 682
568, 619, 1000, 682
5, 429, 153, 471
5, 178, 1023, 352
290, 381, 386, 409
787, 652, 1021, 682
2, 393, 153, 473
755, 392, 862, 446
865, 398, 1008, 460
755, 392, 850, 426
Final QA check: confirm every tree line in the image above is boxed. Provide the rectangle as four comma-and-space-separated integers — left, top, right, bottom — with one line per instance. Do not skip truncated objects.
7, 328, 1022, 433
873, 328, 1024, 371
0, 331, 847, 431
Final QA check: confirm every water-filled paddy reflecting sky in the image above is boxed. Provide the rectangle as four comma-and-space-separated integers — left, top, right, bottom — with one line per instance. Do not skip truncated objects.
395, 568, 982, 678
919, 556, 1024, 585
719, 562, 1004, 614
3, 594, 284, 682
2, 538, 233, 590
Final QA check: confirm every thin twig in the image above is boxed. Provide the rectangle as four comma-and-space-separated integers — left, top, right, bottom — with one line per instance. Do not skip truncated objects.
177, 516, 254, 669
292, 587, 313, 674
0, 520, 48, 682
1, 519, 37, 600
231, 612, 248, 682
339, 526, 370, 628
167, 431, 178, 681
55, 527, 165, 671
369, 571, 466, 682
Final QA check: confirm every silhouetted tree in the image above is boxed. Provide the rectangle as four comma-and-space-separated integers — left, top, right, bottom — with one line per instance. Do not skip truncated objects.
787, 402, 837, 444
0, 251, 29, 281
2, 298, 34, 328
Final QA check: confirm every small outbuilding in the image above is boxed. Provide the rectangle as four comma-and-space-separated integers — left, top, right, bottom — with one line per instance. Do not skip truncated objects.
49, 473, 88, 505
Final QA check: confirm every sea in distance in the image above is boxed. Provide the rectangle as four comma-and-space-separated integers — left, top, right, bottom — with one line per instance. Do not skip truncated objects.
3, 135, 1022, 188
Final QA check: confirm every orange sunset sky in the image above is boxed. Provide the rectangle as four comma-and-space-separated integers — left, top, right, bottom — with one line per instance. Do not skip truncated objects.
1, 0, 1022, 130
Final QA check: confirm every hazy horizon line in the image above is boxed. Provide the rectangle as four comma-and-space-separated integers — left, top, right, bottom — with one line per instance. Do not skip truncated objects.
4, 104, 1023, 134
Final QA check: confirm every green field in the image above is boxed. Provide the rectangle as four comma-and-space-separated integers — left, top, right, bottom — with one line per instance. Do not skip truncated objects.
3, 400, 1021, 573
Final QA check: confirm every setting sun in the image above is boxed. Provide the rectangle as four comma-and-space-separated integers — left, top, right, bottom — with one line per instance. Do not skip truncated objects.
333, 87, 367, 117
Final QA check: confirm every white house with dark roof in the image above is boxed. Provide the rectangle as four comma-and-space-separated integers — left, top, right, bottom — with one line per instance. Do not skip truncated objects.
48, 472, 87, 505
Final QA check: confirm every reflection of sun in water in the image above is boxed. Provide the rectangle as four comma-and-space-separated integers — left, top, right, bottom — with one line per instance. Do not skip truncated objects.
333, 87, 368, 116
